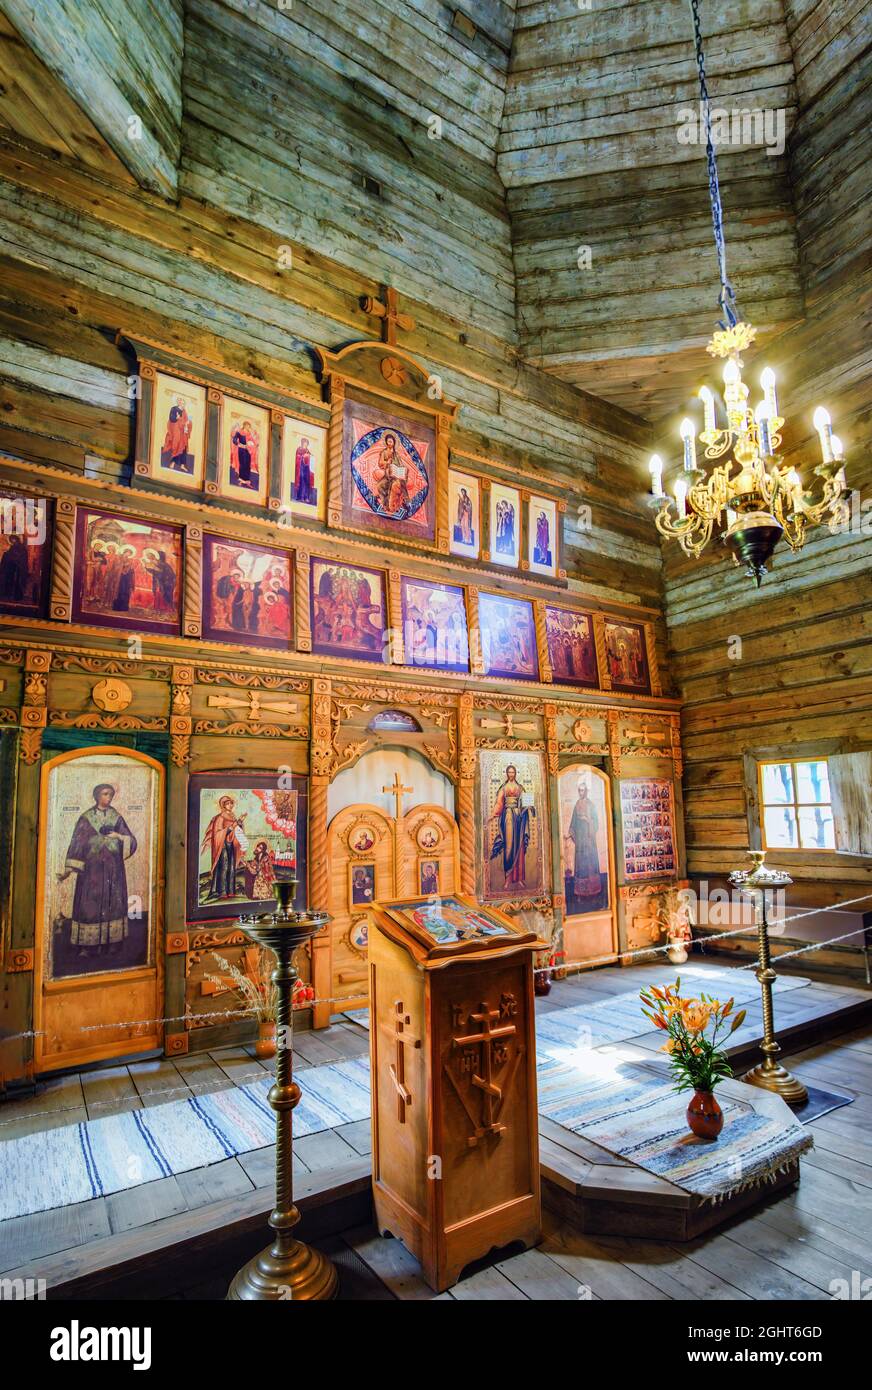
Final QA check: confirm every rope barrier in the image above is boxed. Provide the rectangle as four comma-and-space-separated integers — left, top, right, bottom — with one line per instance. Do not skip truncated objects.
2, 893, 869, 1050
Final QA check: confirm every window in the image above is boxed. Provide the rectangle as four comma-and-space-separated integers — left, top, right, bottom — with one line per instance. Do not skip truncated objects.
759, 758, 835, 851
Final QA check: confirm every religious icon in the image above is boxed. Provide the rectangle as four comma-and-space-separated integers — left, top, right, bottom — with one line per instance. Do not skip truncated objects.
368, 709, 421, 733
489, 482, 520, 568
282, 416, 327, 521
41, 752, 161, 981
448, 469, 480, 559
310, 557, 387, 663
559, 766, 611, 917
387, 897, 512, 945
604, 619, 651, 693
342, 397, 436, 542
218, 396, 270, 506
350, 823, 378, 854
187, 774, 308, 920
73, 506, 182, 635
529, 495, 558, 577
0, 493, 51, 618
478, 591, 539, 681
350, 863, 376, 905
416, 822, 440, 850
620, 778, 676, 880
545, 605, 599, 688
147, 370, 207, 490
419, 859, 440, 895
202, 534, 293, 650
400, 577, 469, 672
479, 750, 548, 902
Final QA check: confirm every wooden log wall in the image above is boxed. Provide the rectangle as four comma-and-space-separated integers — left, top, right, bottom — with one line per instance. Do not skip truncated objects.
0, 0, 184, 197
663, 0, 872, 924
502, 0, 804, 418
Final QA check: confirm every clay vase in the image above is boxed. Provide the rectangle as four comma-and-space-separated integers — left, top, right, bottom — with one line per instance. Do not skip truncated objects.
686, 1089, 724, 1140
255, 1020, 277, 1059
534, 970, 552, 997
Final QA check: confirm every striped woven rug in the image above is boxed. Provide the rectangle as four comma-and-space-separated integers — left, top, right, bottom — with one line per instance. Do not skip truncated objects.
0, 1056, 371, 1222
537, 1050, 813, 1198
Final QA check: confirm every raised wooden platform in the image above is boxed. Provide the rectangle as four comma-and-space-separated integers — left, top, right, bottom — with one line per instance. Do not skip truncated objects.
539, 1059, 804, 1241
1, 960, 869, 1297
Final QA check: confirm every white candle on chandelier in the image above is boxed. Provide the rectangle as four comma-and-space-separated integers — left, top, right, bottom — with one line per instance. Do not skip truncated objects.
674, 476, 688, 515
813, 406, 834, 463
760, 367, 778, 420
786, 467, 802, 492
698, 384, 716, 434
679, 417, 697, 471
755, 401, 772, 457
831, 434, 844, 461
648, 453, 665, 497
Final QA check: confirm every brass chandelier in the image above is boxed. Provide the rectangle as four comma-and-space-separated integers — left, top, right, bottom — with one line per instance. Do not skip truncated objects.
649, 1, 850, 586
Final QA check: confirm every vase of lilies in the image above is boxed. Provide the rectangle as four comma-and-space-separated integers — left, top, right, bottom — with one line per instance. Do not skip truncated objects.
639, 980, 746, 1139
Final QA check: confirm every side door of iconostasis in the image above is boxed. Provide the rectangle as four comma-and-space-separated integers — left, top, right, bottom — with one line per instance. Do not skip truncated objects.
32, 736, 167, 1074
552, 707, 620, 967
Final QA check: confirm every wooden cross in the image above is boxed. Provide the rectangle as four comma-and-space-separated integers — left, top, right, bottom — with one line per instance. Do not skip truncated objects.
479, 714, 537, 738
452, 1000, 517, 1145
386, 1000, 421, 1124
383, 771, 413, 821
207, 692, 299, 724
360, 286, 416, 346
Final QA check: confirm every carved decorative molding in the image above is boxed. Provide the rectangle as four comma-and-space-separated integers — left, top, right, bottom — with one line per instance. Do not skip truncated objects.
49, 711, 168, 732
48, 497, 75, 622
6, 948, 33, 972
195, 669, 308, 691
90, 677, 133, 712
183, 523, 203, 639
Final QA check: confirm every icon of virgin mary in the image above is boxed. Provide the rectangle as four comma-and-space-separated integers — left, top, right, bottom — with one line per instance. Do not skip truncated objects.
490, 764, 533, 888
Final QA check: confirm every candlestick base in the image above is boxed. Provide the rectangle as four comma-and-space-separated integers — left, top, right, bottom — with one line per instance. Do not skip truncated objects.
741, 1058, 808, 1107
228, 1237, 339, 1301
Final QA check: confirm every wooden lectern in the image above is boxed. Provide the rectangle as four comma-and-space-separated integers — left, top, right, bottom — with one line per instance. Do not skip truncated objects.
367, 893, 543, 1291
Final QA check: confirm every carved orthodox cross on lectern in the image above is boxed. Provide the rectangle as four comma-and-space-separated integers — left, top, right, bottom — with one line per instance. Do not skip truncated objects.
450, 994, 519, 1147
385, 1000, 421, 1124
383, 771, 414, 821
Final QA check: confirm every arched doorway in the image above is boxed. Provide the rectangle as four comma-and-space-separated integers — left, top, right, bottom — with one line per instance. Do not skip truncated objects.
556, 763, 618, 966
318, 748, 459, 1023
33, 745, 165, 1072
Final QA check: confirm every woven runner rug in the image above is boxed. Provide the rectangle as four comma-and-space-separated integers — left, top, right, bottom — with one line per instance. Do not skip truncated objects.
0, 1056, 371, 1222
536, 1050, 813, 1199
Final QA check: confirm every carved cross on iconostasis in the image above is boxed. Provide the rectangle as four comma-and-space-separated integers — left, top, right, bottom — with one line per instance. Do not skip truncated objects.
449, 994, 519, 1146
360, 286, 416, 346
383, 771, 414, 821
479, 714, 538, 738
360, 286, 417, 385
207, 691, 299, 723
386, 999, 421, 1124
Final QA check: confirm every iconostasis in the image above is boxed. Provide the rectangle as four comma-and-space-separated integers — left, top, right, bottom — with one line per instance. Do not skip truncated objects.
0, 326, 685, 1084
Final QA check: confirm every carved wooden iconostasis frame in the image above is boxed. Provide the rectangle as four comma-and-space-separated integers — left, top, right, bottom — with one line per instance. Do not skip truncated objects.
0, 308, 683, 1090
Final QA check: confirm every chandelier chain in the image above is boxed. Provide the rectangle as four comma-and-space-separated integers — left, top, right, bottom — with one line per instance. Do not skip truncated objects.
690, 0, 739, 328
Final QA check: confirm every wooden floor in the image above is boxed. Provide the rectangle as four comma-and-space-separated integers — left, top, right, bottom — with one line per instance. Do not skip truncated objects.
2, 957, 870, 1299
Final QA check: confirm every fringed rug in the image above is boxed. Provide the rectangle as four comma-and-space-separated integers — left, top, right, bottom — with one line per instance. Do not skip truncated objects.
537, 1050, 813, 1200
0, 1057, 371, 1222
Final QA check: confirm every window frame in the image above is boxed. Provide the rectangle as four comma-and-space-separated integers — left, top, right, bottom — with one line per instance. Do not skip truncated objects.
757, 756, 835, 854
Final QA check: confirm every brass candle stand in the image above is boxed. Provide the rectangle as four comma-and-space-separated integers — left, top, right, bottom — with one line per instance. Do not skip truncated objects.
729, 851, 808, 1107
227, 879, 337, 1301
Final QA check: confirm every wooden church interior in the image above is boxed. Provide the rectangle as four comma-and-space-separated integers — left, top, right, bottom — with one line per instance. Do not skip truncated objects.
0, 0, 870, 1305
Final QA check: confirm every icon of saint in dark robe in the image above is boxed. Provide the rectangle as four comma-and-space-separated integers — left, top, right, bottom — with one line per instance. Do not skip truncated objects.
0, 536, 31, 604
490, 764, 533, 888
58, 784, 136, 957
568, 782, 601, 904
